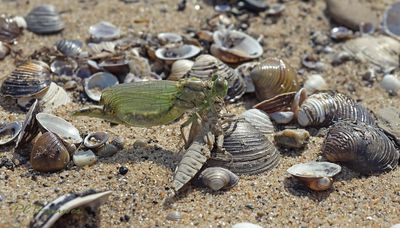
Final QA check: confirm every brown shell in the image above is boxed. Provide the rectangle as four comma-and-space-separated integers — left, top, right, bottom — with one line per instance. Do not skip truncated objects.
208, 118, 280, 175
1, 60, 51, 98
15, 99, 41, 155
322, 121, 399, 174
250, 58, 299, 101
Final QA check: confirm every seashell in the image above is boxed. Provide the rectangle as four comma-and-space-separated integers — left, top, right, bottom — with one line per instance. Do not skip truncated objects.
186, 54, 246, 102
235, 61, 260, 93
323, 121, 400, 174
301, 54, 325, 71
233, 222, 263, 228
296, 91, 376, 127
287, 162, 341, 191
25, 4, 64, 34
380, 74, 400, 95
269, 111, 294, 124
1, 60, 51, 98
30, 132, 70, 172
84, 72, 119, 101
0, 122, 22, 145
73, 149, 97, 167
198, 167, 239, 191
36, 112, 82, 144
253, 91, 297, 114
30, 190, 112, 228
211, 29, 263, 63
166, 211, 181, 221
0, 17, 22, 43
50, 57, 78, 76
376, 107, 400, 145
88, 41, 116, 54
303, 74, 327, 95
110, 137, 125, 150
382, 2, 400, 38
0, 41, 10, 60
98, 58, 130, 80
155, 44, 201, 61
89, 21, 120, 42
274, 129, 310, 149
168, 59, 194, 81
157, 32, 182, 45
330, 26, 353, 40
15, 99, 41, 153
208, 118, 280, 175
84, 132, 109, 149
250, 58, 299, 101
55, 39, 83, 57
240, 109, 274, 134
96, 143, 119, 157
11, 16, 27, 29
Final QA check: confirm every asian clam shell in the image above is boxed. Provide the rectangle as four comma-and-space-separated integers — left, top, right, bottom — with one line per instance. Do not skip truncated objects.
198, 167, 239, 191
240, 109, 274, 135
36, 112, 82, 144
25, 4, 64, 34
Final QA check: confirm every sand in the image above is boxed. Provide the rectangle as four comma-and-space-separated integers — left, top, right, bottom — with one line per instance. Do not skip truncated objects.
0, 0, 399, 227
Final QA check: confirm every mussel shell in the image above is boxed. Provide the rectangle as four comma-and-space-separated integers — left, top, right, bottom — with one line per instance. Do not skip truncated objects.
250, 58, 299, 101
36, 112, 82, 144
322, 121, 400, 174
1, 60, 51, 98
0, 121, 22, 145
15, 99, 41, 152
0, 17, 22, 43
55, 39, 83, 57
208, 118, 280, 175
198, 167, 239, 191
155, 44, 201, 61
287, 162, 341, 178
84, 132, 109, 149
84, 72, 119, 101
240, 109, 274, 134
25, 4, 64, 34
30, 190, 112, 228
89, 21, 120, 42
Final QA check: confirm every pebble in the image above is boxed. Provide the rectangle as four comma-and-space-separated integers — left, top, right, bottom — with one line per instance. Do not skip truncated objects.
111, 137, 125, 150
233, 222, 263, 228
274, 129, 310, 149
73, 150, 97, 167
166, 211, 181, 221
380, 74, 400, 95
118, 166, 129, 175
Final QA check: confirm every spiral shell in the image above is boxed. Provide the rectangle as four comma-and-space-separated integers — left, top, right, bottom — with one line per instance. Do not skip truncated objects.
198, 167, 239, 191
186, 54, 246, 102
26, 4, 64, 34
208, 118, 280, 175
250, 58, 299, 101
30, 132, 70, 172
322, 121, 399, 174
296, 91, 376, 127
1, 60, 51, 98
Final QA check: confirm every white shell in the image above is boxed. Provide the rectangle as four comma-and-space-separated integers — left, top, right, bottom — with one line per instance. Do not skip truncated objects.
287, 162, 341, 178
380, 74, 400, 94
88, 41, 116, 54
89, 21, 120, 42
157, 32, 182, 44
25, 4, 64, 34
155, 44, 201, 61
168, 59, 194, 81
0, 122, 22, 145
240, 109, 274, 134
12, 16, 27, 29
303, 74, 327, 94
84, 72, 119, 101
73, 150, 97, 167
36, 113, 82, 144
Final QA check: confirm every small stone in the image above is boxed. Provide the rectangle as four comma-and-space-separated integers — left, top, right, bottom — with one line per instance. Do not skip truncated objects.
0, 157, 15, 170
133, 139, 147, 148
111, 137, 125, 150
118, 166, 128, 175
381, 74, 400, 95
120, 214, 130, 222
166, 211, 181, 221
233, 222, 262, 228
73, 150, 97, 167
274, 129, 310, 149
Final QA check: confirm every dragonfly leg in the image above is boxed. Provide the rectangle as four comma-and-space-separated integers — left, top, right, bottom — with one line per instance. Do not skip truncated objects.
180, 113, 201, 148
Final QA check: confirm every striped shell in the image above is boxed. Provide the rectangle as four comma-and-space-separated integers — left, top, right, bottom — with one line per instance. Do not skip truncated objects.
1, 60, 51, 98
296, 91, 376, 127
208, 118, 280, 175
198, 167, 239, 191
55, 39, 83, 57
168, 59, 194, 81
322, 121, 399, 174
250, 58, 299, 101
25, 4, 64, 34
240, 109, 274, 134
186, 54, 246, 102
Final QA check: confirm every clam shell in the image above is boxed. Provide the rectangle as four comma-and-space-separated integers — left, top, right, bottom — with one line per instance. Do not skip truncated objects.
98, 59, 130, 79
303, 74, 328, 95
274, 129, 310, 149
211, 29, 263, 63
25, 4, 64, 34
155, 44, 201, 61
322, 121, 400, 174
240, 109, 274, 134
250, 58, 299, 101
15, 99, 41, 152
382, 2, 400, 38
84, 72, 119, 101
376, 106, 400, 145
73, 149, 97, 167
208, 118, 280, 175
30, 190, 112, 228
84, 132, 109, 149
88, 41, 116, 54
50, 57, 78, 76
55, 39, 83, 57
380, 74, 400, 95
253, 91, 297, 113
0, 17, 22, 43
235, 62, 260, 93
198, 167, 239, 191
89, 21, 120, 42
157, 32, 182, 44
1, 60, 51, 98
36, 112, 82, 144
168, 59, 194, 81
0, 121, 22, 145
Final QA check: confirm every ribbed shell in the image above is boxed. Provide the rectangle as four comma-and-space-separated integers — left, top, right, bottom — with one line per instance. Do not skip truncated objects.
186, 54, 245, 102
0, 17, 22, 43
250, 58, 299, 101
240, 109, 274, 134
208, 118, 280, 174
198, 167, 239, 191
1, 60, 51, 98
322, 121, 399, 174
25, 5, 64, 34
55, 39, 82, 57
297, 91, 376, 127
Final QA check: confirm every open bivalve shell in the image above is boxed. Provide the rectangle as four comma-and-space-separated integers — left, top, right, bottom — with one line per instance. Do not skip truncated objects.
30, 190, 112, 228
84, 132, 109, 149
0, 121, 22, 145
287, 162, 341, 191
84, 72, 119, 101
155, 44, 201, 61
36, 112, 82, 144
15, 99, 41, 154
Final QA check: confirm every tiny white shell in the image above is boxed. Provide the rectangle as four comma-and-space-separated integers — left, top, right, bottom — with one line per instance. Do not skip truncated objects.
269, 111, 294, 124
303, 74, 327, 94
381, 74, 400, 94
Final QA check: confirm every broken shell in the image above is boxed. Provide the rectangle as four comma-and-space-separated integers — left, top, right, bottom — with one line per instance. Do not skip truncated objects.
209, 118, 280, 175
303, 74, 327, 95
274, 129, 310, 149
287, 162, 341, 191
155, 44, 201, 61
15, 99, 41, 152
84, 72, 119, 101
376, 107, 400, 145
323, 121, 400, 174
301, 54, 325, 71
0, 17, 22, 43
166, 211, 182, 221
25, 4, 64, 34
211, 29, 263, 63
186, 54, 246, 102
73, 149, 97, 167
88, 41, 116, 54
250, 58, 299, 101
157, 32, 182, 44
0, 122, 22, 145
50, 57, 78, 76
235, 61, 260, 93
382, 2, 400, 38
380, 74, 400, 95
296, 91, 376, 127
30, 132, 70, 172
98, 59, 130, 79
240, 109, 274, 135
1, 60, 51, 98
36, 112, 82, 144
30, 190, 111, 228
199, 167, 239, 191
253, 91, 297, 114
0, 41, 10, 60
168, 59, 194, 81
89, 21, 120, 42
84, 132, 109, 149
55, 39, 83, 57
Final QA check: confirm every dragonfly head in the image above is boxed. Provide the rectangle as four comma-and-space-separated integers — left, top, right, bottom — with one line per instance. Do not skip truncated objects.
211, 75, 228, 99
